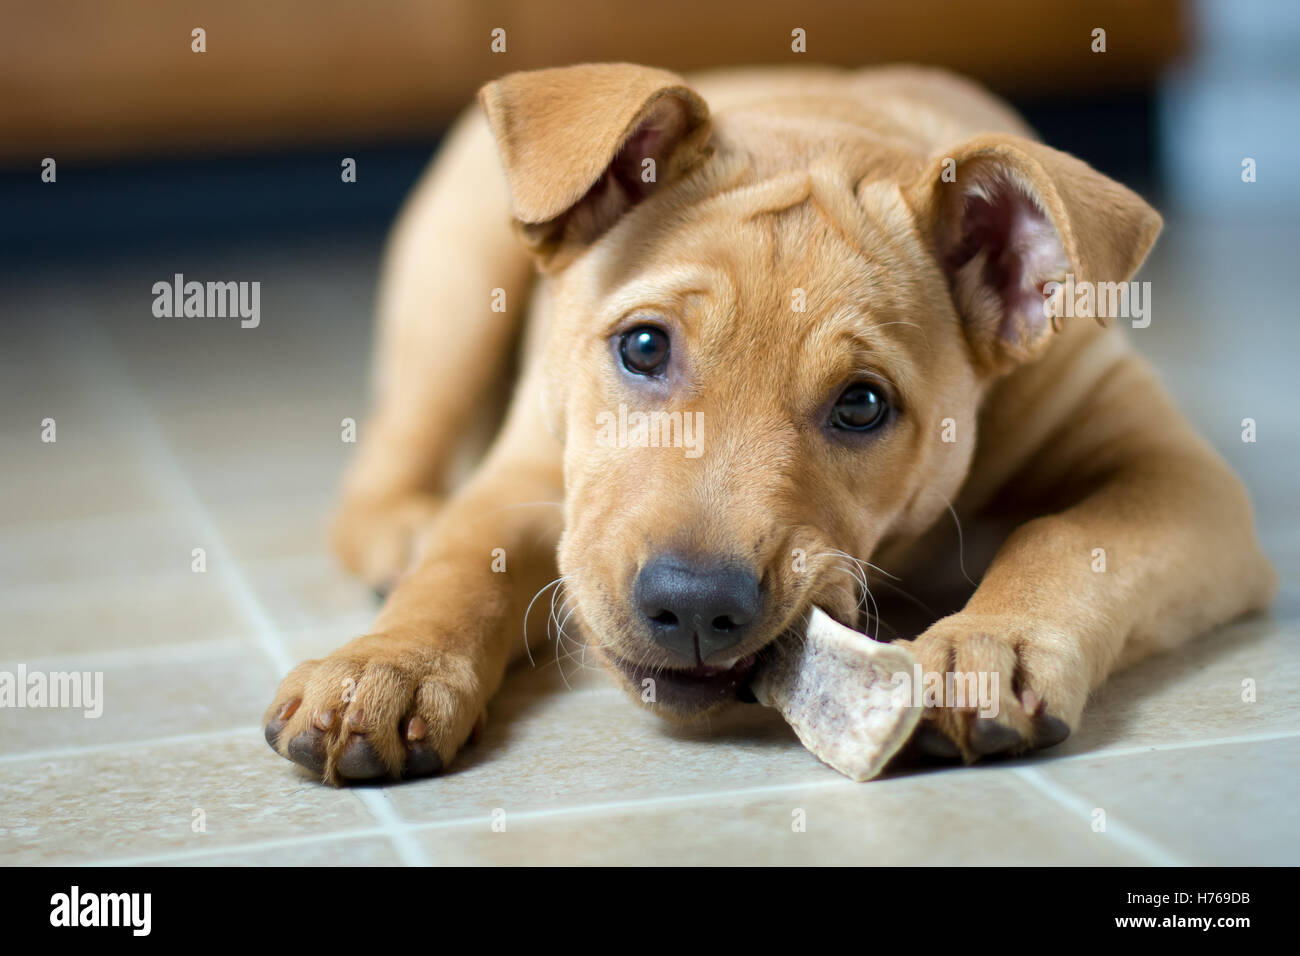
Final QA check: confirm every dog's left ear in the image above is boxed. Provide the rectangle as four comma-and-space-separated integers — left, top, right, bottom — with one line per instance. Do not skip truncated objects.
479, 63, 712, 266
911, 134, 1162, 371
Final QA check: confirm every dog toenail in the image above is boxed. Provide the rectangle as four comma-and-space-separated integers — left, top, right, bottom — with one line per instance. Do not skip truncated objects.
347, 708, 366, 731
404, 741, 443, 778
287, 730, 326, 772
1033, 714, 1071, 749
265, 699, 302, 748
913, 724, 961, 758
406, 715, 427, 741
1020, 688, 1042, 716
337, 735, 387, 779
315, 709, 335, 731
969, 719, 1022, 755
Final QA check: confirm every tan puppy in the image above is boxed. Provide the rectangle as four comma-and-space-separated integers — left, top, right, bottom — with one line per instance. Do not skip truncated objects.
262, 63, 1275, 784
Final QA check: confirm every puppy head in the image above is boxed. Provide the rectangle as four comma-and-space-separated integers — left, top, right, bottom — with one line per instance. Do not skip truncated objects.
480, 64, 1161, 717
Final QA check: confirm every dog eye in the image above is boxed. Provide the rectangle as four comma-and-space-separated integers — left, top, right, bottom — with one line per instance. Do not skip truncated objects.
619, 325, 670, 376
830, 383, 888, 431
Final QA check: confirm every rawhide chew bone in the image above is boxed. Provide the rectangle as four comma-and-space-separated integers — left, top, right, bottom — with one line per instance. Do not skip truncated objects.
752, 606, 921, 781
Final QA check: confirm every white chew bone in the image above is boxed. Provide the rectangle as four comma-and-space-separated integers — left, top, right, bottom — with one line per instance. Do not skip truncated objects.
753, 607, 921, 781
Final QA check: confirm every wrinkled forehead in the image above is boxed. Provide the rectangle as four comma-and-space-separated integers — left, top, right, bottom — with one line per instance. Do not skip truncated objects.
573, 166, 937, 393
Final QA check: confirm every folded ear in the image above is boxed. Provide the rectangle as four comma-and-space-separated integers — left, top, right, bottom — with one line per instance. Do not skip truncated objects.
478, 63, 711, 265
911, 134, 1162, 371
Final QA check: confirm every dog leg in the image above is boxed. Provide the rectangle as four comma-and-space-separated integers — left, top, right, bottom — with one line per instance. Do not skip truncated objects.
266, 367, 564, 783
910, 353, 1276, 761
332, 108, 533, 592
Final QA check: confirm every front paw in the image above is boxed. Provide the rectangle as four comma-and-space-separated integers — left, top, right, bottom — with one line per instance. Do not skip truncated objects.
262, 633, 483, 785
906, 614, 1085, 762
330, 494, 445, 594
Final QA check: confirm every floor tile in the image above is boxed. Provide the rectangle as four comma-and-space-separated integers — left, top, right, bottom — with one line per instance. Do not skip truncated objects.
0, 571, 247, 658
0, 510, 206, 587
0, 639, 278, 756
386, 687, 878, 824
0, 733, 377, 865
415, 768, 1146, 865
0, 450, 171, 526
1045, 615, 1300, 759
206, 491, 340, 564
243, 553, 376, 632
1033, 736, 1300, 864
156, 835, 403, 866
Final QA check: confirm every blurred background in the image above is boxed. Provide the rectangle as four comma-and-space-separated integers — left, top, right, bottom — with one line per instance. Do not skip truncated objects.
4, 0, 1296, 257
1, 0, 1296, 865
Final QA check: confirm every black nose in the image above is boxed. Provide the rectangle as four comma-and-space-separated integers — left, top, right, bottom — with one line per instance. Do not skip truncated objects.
634, 554, 763, 662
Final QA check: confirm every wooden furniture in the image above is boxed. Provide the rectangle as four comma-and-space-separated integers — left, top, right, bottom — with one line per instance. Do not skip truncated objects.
0, 0, 1188, 163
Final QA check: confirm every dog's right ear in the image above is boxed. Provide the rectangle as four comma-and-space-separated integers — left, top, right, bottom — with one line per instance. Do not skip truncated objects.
479, 63, 711, 266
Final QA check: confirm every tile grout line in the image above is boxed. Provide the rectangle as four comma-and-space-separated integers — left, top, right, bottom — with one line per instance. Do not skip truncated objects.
0, 635, 260, 672
411, 775, 856, 832
6, 722, 1295, 772
53, 725, 1300, 866
0, 726, 260, 765
74, 319, 292, 674
74, 776, 854, 866
75, 319, 436, 867
0, 489, 340, 540
355, 789, 436, 867
75, 825, 392, 868
1034, 727, 1300, 762
0, 549, 365, 600
1011, 766, 1190, 866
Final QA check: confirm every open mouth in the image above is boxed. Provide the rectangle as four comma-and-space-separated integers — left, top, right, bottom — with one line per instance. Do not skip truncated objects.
608, 652, 759, 713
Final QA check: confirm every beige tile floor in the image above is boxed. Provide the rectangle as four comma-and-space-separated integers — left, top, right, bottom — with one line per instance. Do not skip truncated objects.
1, 219, 1296, 866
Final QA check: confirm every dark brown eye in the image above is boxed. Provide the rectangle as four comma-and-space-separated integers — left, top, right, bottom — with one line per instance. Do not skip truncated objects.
830, 383, 888, 431
619, 325, 670, 376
